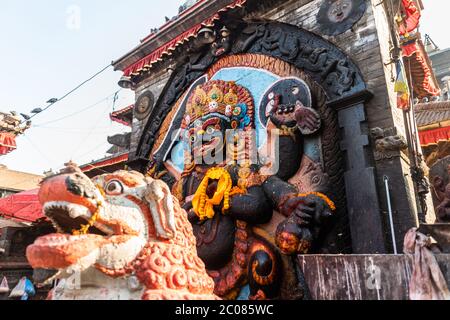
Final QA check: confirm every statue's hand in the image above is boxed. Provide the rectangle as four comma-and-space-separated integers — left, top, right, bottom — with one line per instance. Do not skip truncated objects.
280, 194, 334, 227
182, 201, 200, 223
269, 100, 321, 135
295, 104, 321, 135
436, 199, 450, 222
276, 193, 334, 255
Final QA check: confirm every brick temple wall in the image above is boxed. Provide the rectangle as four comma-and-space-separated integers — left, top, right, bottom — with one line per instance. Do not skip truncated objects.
258, 0, 435, 246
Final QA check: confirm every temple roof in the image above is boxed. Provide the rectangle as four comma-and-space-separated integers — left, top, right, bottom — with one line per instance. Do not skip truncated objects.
113, 0, 247, 76
79, 152, 129, 177
415, 101, 450, 157
415, 101, 450, 128
0, 165, 42, 192
0, 189, 43, 223
110, 105, 134, 127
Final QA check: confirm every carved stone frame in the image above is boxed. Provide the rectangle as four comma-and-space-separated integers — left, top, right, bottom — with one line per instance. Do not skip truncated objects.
132, 21, 386, 253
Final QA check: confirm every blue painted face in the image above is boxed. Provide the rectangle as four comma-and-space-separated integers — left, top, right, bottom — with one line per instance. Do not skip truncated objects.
185, 113, 230, 159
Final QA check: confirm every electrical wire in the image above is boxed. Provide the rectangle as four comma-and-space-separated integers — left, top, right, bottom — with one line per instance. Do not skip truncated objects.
74, 141, 111, 162
70, 100, 117, 160
34, 90, 121, 127
32, 127, 118, 134
22, 63, 112, 123
22, 134, 54, 170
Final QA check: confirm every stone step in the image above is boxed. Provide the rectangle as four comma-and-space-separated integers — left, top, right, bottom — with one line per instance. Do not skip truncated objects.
297, 254, 450, 300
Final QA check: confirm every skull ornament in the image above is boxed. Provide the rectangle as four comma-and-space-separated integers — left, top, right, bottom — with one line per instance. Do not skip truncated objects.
328, 0, 353, 23
317, 0, 367, 36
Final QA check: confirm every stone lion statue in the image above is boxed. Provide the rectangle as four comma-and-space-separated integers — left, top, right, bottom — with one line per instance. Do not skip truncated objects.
26, 164, 218, 300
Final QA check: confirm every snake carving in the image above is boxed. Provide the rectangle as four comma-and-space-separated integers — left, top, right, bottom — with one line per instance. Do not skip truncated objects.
26, 164, 217, 300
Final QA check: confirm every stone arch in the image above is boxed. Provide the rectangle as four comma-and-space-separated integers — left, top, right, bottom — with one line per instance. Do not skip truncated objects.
134, 21, 369, 164
132, 20, 381, 253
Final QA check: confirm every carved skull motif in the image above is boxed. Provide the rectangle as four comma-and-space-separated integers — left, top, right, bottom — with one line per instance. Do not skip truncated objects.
327, 0, 353, 23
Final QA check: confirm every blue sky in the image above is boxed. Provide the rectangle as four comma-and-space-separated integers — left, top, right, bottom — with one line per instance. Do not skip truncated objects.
0, 0, 181, 174
420, 1, 449, 49
0, 0, 446, 175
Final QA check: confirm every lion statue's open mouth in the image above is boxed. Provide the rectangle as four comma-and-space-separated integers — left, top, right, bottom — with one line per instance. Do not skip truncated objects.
26, 164, 217, 300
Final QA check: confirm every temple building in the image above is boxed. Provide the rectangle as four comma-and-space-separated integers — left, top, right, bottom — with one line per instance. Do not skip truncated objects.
3, 0, 449, 301
0, 170, 51, 300
424, 35, 450, 100
0, 165, 42, 199
107, 0, 450, 299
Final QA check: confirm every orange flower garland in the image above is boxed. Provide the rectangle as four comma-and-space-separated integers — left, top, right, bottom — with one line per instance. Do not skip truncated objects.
192, 167, 234, 221
297, 192, 336, 211
72, 185, 106, 236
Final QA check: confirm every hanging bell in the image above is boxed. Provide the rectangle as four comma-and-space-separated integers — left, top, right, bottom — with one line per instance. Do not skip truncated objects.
118, 75, 134, 89
198, 27, 216, 44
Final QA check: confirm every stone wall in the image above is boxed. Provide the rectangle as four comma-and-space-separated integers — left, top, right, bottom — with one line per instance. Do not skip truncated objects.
131, 69, 172, 158
254, 0, 432, 250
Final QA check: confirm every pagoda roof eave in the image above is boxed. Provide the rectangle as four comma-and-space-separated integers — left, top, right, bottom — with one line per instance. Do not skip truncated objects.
112, 0, 246, 73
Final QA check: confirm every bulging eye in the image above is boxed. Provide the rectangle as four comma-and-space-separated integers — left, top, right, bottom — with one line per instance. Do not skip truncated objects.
206, 126, 215, 135
105, 180, 124, 195
190, 135, 197, 143
311, 175, 321, 185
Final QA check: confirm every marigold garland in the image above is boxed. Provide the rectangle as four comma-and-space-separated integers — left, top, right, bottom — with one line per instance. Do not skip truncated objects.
72, 186, 105, 235
72, 199, 103, 235
192, 167, 234, 221
297, 192, 336, 211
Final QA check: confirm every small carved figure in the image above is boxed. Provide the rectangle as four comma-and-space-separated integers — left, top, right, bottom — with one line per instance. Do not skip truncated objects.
371, 127, 408, 161
375, 135, 408, 153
